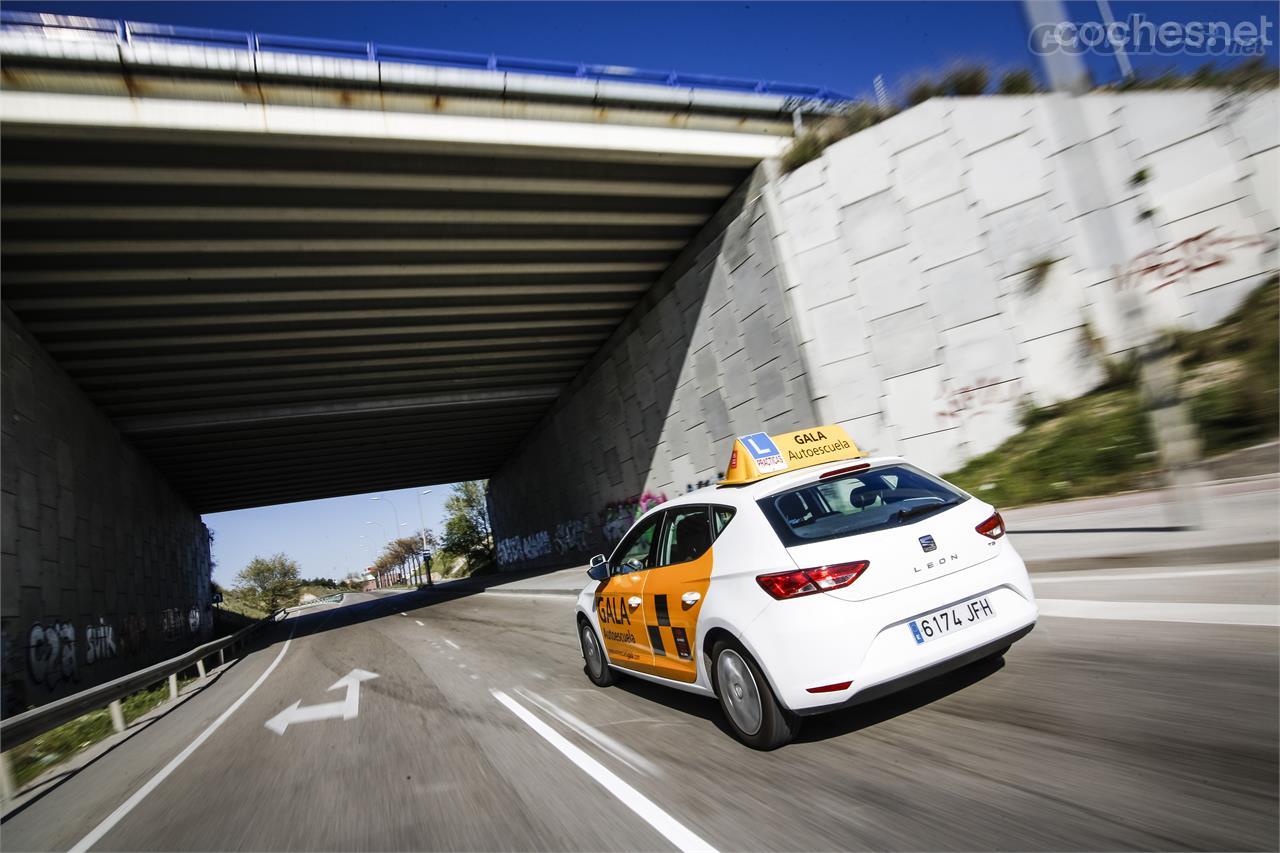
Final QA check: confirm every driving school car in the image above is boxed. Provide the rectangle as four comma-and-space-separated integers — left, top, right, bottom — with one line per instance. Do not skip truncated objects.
575, 425, 1037, 749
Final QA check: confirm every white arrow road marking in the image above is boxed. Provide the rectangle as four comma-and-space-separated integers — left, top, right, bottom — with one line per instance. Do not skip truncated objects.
265, 669, 379, 734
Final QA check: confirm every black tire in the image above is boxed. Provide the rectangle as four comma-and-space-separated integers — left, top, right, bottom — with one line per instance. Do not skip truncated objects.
711, 638, 800, 750
578, 619, 617, 687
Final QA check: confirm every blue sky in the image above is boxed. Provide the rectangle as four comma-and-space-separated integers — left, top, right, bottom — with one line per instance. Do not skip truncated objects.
12, 0, 1272, 583
7, 2, 1277, 100
205, 486, 452, 587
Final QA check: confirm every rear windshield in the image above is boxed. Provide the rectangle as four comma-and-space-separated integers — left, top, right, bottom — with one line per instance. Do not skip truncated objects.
757, 464, 968, 546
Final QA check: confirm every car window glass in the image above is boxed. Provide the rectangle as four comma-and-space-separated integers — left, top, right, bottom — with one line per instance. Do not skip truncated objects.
758, 464, 968, 545
657, 506, 712, 566
713, 507, 735, 537
612, 513, 661, 571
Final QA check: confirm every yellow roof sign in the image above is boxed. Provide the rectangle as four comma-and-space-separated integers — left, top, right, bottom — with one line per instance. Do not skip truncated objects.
719, 424, 866, 486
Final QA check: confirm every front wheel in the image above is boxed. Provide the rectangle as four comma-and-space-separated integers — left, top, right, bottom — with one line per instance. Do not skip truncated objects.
579, 620, 617, 687
712, 639, 799, 750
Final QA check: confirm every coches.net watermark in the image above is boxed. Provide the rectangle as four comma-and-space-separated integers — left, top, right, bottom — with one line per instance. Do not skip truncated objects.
1031, 14, 1274, 57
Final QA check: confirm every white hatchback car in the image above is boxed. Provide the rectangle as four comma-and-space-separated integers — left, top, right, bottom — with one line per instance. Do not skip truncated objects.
576, 425, 1038, 749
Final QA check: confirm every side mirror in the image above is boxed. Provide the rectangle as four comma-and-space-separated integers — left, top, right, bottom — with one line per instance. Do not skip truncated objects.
587, 554, 610, 581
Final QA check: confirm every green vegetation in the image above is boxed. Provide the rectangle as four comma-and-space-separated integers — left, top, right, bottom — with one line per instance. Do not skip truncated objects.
945, 278, 1278, 507
9, 674, 197, 789
438, 480, 496, 577
779, 57, 1277, 173
234, 553, 301, 612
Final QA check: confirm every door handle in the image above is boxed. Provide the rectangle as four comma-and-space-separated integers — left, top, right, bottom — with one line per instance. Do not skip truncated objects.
628, 596, 642, 608
681, 591, 701, 606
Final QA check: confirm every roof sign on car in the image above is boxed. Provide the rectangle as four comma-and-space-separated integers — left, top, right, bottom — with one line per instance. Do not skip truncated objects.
719, 424, 865, 486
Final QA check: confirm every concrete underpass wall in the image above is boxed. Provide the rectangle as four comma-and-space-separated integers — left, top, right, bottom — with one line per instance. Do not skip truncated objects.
1, 310, 212, 717
771, 89, 1278, 475
489, 169, 818, 570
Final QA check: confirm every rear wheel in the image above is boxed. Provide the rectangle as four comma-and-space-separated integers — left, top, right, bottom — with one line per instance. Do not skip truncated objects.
579, 620, 617, 687
712, 639, 799, 750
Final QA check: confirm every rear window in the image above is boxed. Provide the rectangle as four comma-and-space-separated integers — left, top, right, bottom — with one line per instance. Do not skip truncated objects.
757, 464, 968, 546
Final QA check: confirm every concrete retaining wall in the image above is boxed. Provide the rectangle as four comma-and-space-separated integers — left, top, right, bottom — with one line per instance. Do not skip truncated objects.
488, 168, 818, 569
489, 89, 1277, 572
773, 89, 1278, 474
1, 309, 213, 718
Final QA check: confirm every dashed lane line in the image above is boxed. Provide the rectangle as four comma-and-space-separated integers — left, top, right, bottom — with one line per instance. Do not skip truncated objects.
444, 639, 461, 651
415, 620, 425, 627
491, 690, 716, 853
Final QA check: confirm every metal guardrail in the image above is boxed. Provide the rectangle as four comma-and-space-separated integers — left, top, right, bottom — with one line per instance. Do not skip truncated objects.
0, 9, 853, 104
0, 614, 272, 784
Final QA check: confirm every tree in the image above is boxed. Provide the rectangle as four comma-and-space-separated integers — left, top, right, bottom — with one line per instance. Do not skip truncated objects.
440, 481, 494, 566
235, 553, 301, 612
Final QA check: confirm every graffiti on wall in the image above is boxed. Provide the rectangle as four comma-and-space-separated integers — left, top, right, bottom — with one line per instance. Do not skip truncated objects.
496, 530, 552, 563
120, 613, 147, 657
936, 378, 1023, 425
27, 621, 77, 689
84, 617, 118, 665
553, 518, 590, 555
497, 490, 670, 566
1116, 229, 1273, 293
161, 608, 182, 642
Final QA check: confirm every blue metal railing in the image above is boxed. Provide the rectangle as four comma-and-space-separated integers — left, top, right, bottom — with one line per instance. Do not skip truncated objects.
0, 10, 852, 103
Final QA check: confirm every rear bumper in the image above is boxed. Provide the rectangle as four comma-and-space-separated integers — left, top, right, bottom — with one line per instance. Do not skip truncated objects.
742, 544, 1038, 713
794, 622, 1034, 716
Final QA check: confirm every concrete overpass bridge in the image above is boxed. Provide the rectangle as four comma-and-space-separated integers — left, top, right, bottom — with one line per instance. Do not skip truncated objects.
0, 11, 848, 512
0, 11, 847, 709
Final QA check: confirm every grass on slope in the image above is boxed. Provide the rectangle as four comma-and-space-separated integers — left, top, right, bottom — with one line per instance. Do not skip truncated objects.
9, 674, 198, 789
945, 277, 1278, 508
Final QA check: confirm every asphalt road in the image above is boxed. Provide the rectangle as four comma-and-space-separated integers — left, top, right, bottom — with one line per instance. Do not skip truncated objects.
3, 562, 1276, 852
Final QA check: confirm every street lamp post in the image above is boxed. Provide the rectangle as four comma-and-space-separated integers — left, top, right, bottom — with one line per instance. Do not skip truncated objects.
416, 489, 434, 586
365, 520, 388, 586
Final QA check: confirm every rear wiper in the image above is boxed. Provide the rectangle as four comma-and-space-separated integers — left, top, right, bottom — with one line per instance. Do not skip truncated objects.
894, 500, 959, 524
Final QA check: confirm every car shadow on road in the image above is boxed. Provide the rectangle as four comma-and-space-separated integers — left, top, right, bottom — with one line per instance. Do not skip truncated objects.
797, 652, 1005, 743
603, 649, 1006, 746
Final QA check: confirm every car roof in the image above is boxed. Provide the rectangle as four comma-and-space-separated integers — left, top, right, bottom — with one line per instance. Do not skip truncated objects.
651, 455, 911, 513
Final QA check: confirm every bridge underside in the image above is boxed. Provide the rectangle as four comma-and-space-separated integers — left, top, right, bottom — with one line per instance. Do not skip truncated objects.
1, 122, 756, 511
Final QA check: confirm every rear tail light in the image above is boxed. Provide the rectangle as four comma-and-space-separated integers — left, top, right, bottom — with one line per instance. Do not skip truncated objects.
756, 561, 869, 599
976, 512, 1006, 540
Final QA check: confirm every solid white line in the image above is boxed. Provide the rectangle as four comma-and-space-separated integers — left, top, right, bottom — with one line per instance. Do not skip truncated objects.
415, 620, 425, 627
1033, 566, 1278, 584
1037, 598, 1279, 626
517, 688, 660, 776
70, 624, 298, 852
491, 690, 715, 853
444, 639, 460, 650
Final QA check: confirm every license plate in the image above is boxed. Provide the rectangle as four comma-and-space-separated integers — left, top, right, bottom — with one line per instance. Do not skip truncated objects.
909, 596, 994, 644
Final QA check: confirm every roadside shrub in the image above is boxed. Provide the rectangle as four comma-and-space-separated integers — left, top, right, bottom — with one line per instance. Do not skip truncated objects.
997, 69, 1040, 94
779, 130, 825, 173
942, 64, 989, 96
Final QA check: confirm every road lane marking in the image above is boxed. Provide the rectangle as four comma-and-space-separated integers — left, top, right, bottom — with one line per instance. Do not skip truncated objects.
444, 639, 460, 650
415, 620, 425, 626
516, 687, 660, 776
470, 674, 479, 680
1037, 598, 1279, 626
400, 612, 407, 616
264, 669, 379, 734
491, 690, 715, 853
71, 623, 298, 853
1033, 566, 1277, 584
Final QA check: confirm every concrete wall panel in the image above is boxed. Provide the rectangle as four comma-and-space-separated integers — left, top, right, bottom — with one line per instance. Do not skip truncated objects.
1, 312, 212, 717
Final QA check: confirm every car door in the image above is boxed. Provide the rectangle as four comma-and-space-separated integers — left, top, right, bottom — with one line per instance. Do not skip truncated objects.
594, 511, 661, 672
640, 505, 720, 683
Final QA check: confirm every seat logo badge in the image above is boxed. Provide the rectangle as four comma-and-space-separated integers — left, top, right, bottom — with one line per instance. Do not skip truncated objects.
919, 535, 937, 552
